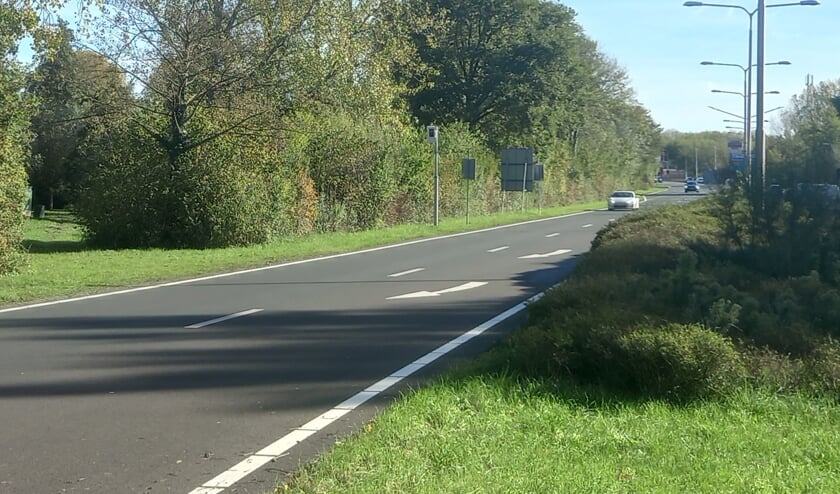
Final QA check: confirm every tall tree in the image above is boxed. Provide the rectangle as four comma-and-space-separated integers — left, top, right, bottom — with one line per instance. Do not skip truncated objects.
403, 0, 583, 146
774, 79, 840, 185
28, 25, 134, 209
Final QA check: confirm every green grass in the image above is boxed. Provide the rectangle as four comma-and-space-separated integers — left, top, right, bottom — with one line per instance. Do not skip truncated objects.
4, 199, 615, 307
279, 374, 840, 494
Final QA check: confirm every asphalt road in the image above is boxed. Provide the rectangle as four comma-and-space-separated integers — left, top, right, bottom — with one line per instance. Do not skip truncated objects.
0, 183, 702, 494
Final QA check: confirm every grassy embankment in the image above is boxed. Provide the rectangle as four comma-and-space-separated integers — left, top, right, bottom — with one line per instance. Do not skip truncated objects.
274, 196, 840, 493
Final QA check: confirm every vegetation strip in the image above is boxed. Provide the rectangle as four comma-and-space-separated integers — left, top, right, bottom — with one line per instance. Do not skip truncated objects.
274, 191, 840, 493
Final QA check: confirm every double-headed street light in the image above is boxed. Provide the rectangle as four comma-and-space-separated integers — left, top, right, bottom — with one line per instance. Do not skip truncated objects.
702, 60, 790, 163
685, 0, 819, 194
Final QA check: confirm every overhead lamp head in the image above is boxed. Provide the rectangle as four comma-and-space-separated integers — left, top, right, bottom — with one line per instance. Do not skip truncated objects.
684, 1, 704, 5
700, 61, 714, 65
799, 1, 820, 6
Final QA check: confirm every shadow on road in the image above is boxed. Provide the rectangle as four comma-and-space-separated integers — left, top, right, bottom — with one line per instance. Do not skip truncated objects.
0, 256, 582, 414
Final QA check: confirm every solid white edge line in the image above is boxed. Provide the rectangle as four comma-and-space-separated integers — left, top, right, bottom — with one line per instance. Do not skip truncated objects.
1, 211, 588, 315
187, 290, 546, 494
184, 309, 263, 329
388, 268, 425, 278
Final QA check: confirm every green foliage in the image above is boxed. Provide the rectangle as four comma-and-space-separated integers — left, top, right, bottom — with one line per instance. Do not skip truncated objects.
403, 0, 660, 199
75, 111, 288, 248
803, 338, 840, 397
772, 79, 840, 186
27, 26, 134, 209
616, 324, 745, 400
499, 194, 840, 401
0, 38, 33, 274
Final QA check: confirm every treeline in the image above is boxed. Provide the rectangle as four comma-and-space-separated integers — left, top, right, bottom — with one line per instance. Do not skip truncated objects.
661, 78, 840, 188
1, 0, 663, 273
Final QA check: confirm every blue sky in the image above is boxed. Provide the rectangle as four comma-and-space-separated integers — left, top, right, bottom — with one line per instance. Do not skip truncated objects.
559, 0, 840, 133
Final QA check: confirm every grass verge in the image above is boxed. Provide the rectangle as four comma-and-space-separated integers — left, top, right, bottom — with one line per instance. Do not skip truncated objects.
279, 374, 840, 494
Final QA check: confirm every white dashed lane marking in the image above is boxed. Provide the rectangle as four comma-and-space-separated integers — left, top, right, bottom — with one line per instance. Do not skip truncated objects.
184, 309, 263, 329
388, 268, 425, 278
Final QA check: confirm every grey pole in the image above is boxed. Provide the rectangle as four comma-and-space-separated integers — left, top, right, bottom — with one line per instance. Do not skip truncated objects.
745, 14, 754, 177
434, 138, 440, 226
755, 0, 766, 198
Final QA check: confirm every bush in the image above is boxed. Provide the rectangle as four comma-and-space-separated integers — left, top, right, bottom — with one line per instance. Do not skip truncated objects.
615, 323, 745, 401
0, 83, 31, 275
76, 113, 289, 248
803, 338, 840, 397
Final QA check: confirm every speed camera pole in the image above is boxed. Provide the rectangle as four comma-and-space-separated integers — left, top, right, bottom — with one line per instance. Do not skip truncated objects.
428, 126, 440, 226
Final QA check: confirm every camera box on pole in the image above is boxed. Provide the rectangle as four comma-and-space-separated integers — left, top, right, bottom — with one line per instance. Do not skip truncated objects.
501, 147, 535, 192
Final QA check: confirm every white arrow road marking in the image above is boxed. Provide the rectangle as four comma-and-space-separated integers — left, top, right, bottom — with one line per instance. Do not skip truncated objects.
545, 233, 560, 238
387, 281, 488, 300
582, 224, 593, 228
487, 246, 509, 253
518, 249, 572, 260
185, 309, 263, 329
388, 268, 425, 278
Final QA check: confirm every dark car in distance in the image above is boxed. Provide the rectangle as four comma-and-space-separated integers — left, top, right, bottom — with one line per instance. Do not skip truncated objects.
685, 180, 700, 193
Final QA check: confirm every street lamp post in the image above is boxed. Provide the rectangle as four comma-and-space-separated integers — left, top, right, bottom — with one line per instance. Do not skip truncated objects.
685, 0, 819, 196
702, 60, 789, 170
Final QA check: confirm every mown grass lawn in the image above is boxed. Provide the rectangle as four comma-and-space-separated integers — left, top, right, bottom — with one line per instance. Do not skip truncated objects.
278, 373, 840, 494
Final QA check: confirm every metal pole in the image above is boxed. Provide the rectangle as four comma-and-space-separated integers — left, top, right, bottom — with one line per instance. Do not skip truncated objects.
755, 0, 766, 200
745, 13, 754, 178
466, 180, 470, 224
521, 162, 528, 212
434, 139, 440, 226
695, 147, 699, 177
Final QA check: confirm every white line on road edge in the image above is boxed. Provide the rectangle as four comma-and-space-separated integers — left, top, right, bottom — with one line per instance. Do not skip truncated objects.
186, 291, 545, 494
487, 246, 509, 253
1, 212, 589, 315
545, 233, 560, 238
387, 268, 425, 278
184, 309, 263, 329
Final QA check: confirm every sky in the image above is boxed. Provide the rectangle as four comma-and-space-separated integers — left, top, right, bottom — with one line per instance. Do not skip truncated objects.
559, 0, 840, 134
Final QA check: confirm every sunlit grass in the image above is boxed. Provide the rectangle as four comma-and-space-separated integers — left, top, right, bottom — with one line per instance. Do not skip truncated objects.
279, 374, 840, 494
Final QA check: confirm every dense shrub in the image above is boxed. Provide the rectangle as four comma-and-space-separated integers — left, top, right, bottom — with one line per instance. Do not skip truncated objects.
0, 74, 31, 274
75, 114, 288, 248
615, 323, 745, 400
803, 338, 840, 397
502, 193, 840, 400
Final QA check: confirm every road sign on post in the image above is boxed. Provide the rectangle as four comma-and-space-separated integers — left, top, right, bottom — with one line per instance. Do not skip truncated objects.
501, 148, 535, 212
500, 148, 535, 192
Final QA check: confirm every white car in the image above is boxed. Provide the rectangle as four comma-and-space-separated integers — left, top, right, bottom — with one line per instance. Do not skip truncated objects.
607, 190, 640, 211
